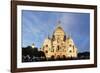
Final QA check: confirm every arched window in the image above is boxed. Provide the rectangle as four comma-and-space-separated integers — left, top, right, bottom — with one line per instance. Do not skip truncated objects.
69, 50, 72, 53
46, 45, 48, 47
45, 50, 48, 53
69, 44, 72, 47
57, 45, 60, 51
51, 55, 54, 59
63, 35, 66, 41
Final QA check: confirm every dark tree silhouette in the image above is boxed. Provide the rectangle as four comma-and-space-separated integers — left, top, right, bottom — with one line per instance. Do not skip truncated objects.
78, 52, 90, 59
22, 46, 46, 62
22, 45, 90, 62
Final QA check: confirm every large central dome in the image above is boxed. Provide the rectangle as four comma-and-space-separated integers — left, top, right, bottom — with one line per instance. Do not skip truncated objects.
53, 25, 65, 36
53, 21, 65, 36
53, 21, 65, 41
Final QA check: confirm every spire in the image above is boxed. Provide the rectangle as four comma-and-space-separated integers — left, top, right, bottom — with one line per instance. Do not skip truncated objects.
58, 20, 61, 25
48, 35, 50, 39
68, 33, 71, 37
56, 20, 61, 28
67, 32, 72, 39
55, 20, 63, 31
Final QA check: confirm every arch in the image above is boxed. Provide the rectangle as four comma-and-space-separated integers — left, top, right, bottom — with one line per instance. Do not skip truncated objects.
46, 45, 48, 47
45, 50, 48, 53
62, 55, 66, 59
56, 55, 60, 60
51, 55, 55, 60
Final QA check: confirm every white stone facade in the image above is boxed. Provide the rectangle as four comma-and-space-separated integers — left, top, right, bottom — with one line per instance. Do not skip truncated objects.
42, 22, 77, 59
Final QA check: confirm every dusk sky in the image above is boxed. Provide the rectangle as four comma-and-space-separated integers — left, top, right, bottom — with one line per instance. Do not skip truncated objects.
22, 10, 90, 52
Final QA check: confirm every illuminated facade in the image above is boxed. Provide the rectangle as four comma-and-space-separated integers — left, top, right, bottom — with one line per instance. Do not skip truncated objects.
42, 21, 77, 59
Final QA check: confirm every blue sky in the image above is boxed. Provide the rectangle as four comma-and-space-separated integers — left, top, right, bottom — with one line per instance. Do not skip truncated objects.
22, 10, 90, 52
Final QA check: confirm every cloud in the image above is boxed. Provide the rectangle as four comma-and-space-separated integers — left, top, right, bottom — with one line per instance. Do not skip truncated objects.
22, 10, 55, 47
22, 10, 90, 52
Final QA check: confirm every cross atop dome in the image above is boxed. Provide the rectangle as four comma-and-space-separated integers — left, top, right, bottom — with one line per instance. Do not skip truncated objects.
56, 20, 61, 27
58, 20, 61, 25
55, 20, 64, 31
